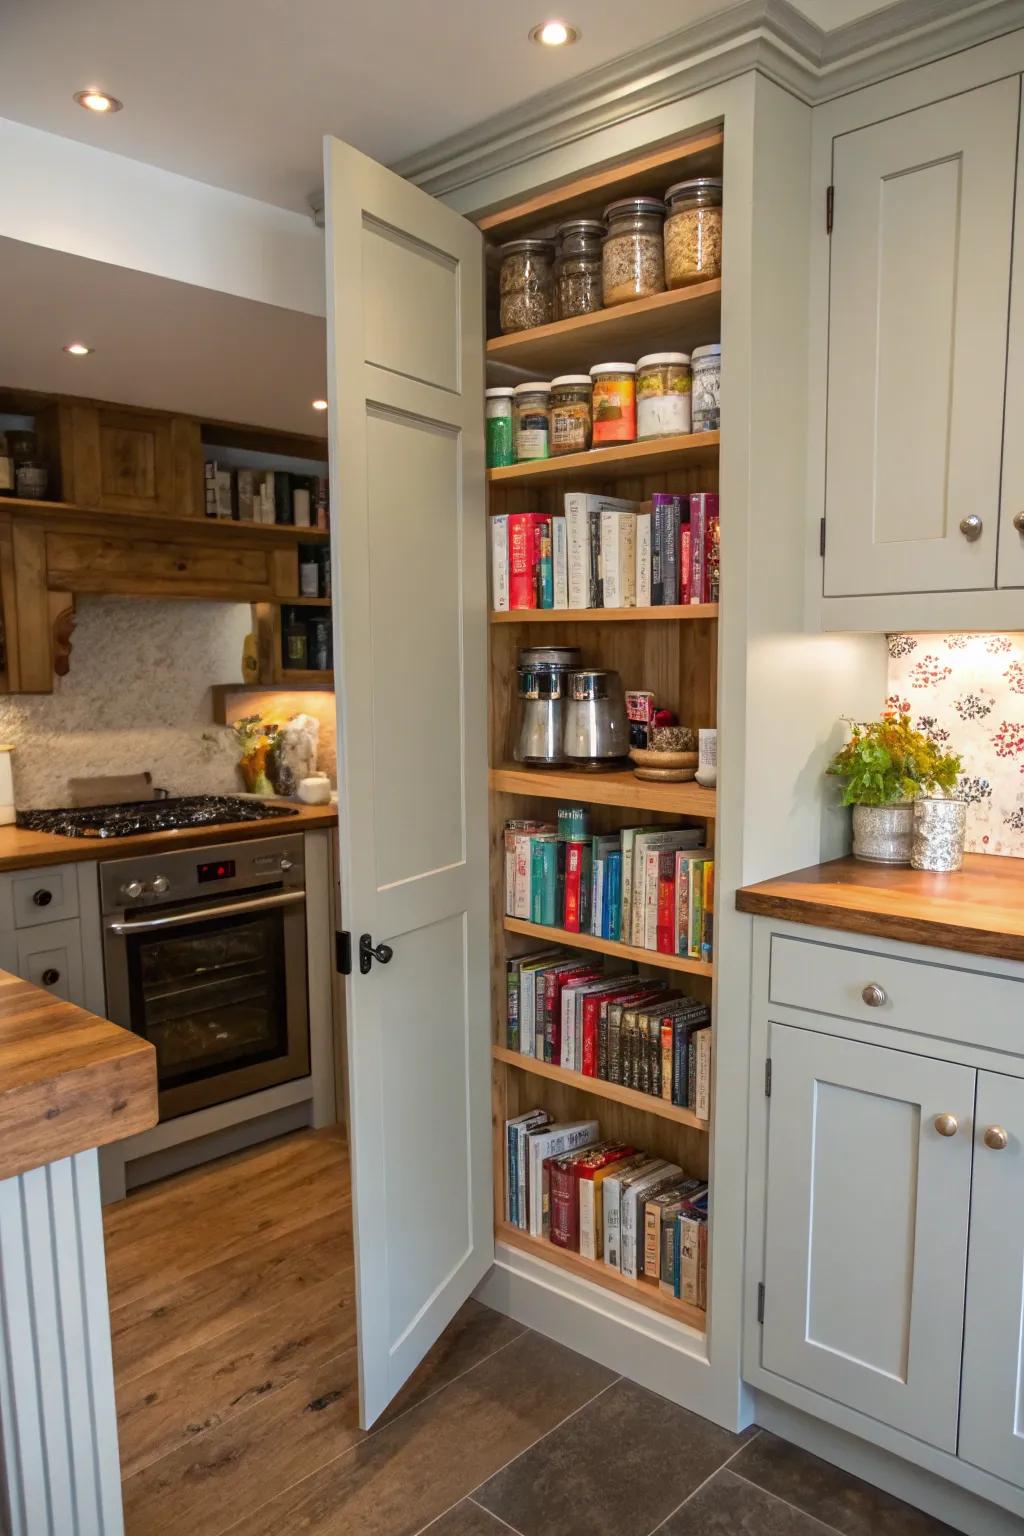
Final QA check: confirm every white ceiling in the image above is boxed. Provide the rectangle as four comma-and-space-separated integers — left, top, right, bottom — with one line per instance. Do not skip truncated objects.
1, 0, 901, 215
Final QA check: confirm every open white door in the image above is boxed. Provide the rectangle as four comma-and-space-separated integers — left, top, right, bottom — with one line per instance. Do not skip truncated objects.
323, 136, 491, 1428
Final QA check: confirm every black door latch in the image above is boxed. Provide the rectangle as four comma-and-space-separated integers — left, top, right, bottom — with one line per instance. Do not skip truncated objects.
359, 933, 394, 974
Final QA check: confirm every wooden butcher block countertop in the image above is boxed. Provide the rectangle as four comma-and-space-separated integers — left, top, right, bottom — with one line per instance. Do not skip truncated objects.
736, 853, 1024, 964
0, 802, 338, 872
0, 970, 158, 1180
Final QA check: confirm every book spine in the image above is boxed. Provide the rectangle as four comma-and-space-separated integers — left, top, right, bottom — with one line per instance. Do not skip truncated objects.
660, 497, 681, 604
600, 510, 620, 609
704, 500, 720, 603
537, 518, 554, 608
661, 1019, 674, 1101
644, 1203, 662, 1279
672, 1018, 689, 1107
642, 850, 661, 951
564, 842, 584, 932
274, 471, 294, 526
604, 1179, 622, 1268
608, 1006, 623, 1084
565, 498, 590, 609
508, 514, 539, 610
679, 513, 692, 604
689, 860, 705, 959
651, 503, 664, 605
548, 1159, 576, 1249
680, 1217, 701, 1304
696, 1028, 712, 1120
689, 495, 708, 608
491, 515, 509, 611
702, 861, 715, 962
581, 996, 600, 1077
552, 517, 568, 609
506, 961, 519, 1051
620, 1189, 640, 1278
675, 853, 690, 956
657, 868, 675, 954
588, 507, 602, 608
513, 834, 532, 919
604, 851, 621, 941
636, 511, 651, 607
578, 1179, 597, 1259
591, 856, 604, 939
506, 1121, 515, 1224
620, 830, 636, 942
672, 1214, 682, 1297
688, 1036, 698, 1112
661, 1212, 677, 1294
619, 513, 637, 607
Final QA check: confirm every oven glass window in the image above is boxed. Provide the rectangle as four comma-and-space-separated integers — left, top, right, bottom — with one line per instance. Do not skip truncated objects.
126, 908, 290, 1091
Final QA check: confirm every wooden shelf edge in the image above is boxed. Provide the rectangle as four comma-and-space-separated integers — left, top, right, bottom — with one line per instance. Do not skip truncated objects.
488, 432, 719, 485
490, 604, 718, 624
503, 916, 713, 978
485, 281, 722, 362
495, 1221, 706, 1332
489, 764, 717, 818
493, 1044, 709, 1130
0, 497, 330, 543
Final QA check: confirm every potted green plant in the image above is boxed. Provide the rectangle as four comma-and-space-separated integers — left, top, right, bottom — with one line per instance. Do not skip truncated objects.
826, 711, 962, 864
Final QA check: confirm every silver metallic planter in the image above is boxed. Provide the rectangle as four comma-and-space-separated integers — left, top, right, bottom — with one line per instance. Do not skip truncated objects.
912, 797, 967, 873
851, 802, 914, 865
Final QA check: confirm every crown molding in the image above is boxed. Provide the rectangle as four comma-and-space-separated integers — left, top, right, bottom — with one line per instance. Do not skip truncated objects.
392, 0, 1023, 200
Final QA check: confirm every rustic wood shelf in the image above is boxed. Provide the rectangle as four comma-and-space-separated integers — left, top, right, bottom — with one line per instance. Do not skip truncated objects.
279, 669, 334, 687
490, 604, 718, 625
0, 497, 330, 543
503, 916, 713, 978
493, 1044, 709, 1130
282, 596, 332, 607
489, 432, 719, 486
495, 1220, 706, 1331
487, 282, 721, 376
490, 764, 717, 817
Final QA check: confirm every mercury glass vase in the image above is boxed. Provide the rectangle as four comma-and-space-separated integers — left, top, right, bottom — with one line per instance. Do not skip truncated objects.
912, 797, 967, 873
851, 802, 914, 865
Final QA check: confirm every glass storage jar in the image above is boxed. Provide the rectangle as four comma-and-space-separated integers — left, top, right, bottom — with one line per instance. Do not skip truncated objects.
485, 387, 516, 468
636, 352, 691, 439
590, 362, 636, 445
549, 376, 593, 456
691, 344, 722, 432
554, 219, 604, 319
513, 381, 552, 461
601, 197, 666, 307
664, 178, 723, 288
498, 239, 555, 333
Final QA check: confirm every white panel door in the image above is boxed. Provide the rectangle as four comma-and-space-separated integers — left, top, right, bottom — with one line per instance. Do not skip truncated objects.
959, 1071, 1024, 1486
824, 78, 1019, 597
998, 106, 1024, 590
324, 136, 490, 1428
761, 1024, 974, 1450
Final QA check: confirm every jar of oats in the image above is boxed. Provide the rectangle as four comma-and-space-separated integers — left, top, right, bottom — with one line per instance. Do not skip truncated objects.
554, 220, 604, 319
550, 376, 593, 456
499, 240, 555, 333
601, 197, 666, 307
664, 178, 723, 288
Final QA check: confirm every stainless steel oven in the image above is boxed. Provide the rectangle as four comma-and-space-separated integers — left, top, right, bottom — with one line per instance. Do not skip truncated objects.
101, 834, 309, 1120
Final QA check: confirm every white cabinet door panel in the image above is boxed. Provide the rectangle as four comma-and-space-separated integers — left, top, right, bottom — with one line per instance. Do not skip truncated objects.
824, 78, 1019, 597
959, 1071, 1024, 1487
762, 1024, 974, 1451
998, 107, 1024, 590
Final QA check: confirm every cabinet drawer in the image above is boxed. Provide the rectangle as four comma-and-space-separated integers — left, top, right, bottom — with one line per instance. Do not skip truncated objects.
769, 933, 1024, 1056
11, 864, 80, 928
15, 920, 85, 1007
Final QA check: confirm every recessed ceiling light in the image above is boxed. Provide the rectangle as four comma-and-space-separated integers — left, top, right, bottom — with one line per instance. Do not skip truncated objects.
62, 342, 93, 356
312, 398, 328, 411
529, 20, 579, 45
74, 89, 123, 114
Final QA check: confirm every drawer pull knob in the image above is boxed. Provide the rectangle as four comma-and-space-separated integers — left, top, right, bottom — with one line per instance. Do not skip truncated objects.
959, 514, 983, 541
41, 969, 60, 987
934, 1113, 959, 1138
861, 983, 887, 1007
983, 1125, 1009, 1151
1014, 512, 1024, 534
32, 890, 53, 907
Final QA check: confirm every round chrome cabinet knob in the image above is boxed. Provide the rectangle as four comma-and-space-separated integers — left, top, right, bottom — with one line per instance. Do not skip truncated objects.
984, 1125, 1009, 1151
280, 857, 294, 871
959, 515, 983, 541
934, 1113, 959, 1138
122, 880, 145, 899
1014, 511, 1024, 534
861, 983, 887, 1007
150, 875, 170, 895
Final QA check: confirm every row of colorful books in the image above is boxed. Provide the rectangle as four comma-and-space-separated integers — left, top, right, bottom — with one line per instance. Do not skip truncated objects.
505, 819, 714, 961
505, 949, 711, 1114
204, 462, 330, 528
491, 492, 719, 612
503, 1113, 708, 1306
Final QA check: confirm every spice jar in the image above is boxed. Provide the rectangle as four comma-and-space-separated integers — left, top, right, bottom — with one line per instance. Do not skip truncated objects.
590, 363, 636, 446
513, 381, 552, 461
498, 240, 555, 333
554, 220, 604, 320
549, 376, 593, 456
691, 345, 722, 433
601, 197, 666, 307
485, 387, 516, 468
636, 353, 691, 439
664, 178, 723, 288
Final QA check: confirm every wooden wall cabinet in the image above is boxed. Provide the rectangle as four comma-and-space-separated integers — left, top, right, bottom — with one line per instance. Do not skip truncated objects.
61, 402, 204, 520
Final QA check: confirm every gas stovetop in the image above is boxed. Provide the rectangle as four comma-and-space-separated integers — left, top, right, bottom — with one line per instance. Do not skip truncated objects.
17, 796, 300, 840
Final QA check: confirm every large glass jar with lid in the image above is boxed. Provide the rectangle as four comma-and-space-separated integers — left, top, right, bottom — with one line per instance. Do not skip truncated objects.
554, 220, 604, 319
498, 239, 555, 333
601, 197, 666, 307
664, 178, 723, 288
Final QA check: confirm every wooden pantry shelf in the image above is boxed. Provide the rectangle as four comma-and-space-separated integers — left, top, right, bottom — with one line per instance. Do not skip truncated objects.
503, 916, 713, 979
486, 282, 721, 376
493, 1045, 709, 1130
495, 1220, 706, 1331
0, 497, 331, 543
279, 669, 334, 687
489, 432, 718, 486
490, 604, 718, 624
490, 764, 717, 818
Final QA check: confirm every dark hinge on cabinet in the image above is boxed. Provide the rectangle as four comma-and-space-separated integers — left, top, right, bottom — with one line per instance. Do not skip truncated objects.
335, 930, 352, 975
826, 184, 834, 235
757, 1282, 766, 1324
819, 518, 826, 557
764, 1058, 772, 1097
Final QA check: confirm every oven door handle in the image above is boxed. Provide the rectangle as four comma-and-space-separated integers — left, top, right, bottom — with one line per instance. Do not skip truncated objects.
105, 889, 306, 935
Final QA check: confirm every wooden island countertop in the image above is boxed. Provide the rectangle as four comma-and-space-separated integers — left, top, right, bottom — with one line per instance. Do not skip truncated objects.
0, 969, 157, 1180
736, 853, 1024, 964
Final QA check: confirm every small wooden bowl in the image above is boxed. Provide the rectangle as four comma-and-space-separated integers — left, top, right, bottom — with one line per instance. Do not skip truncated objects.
630, 747, 698, 782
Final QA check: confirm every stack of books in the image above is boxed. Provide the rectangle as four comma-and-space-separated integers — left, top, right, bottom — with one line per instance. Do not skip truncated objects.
491, 491, 718, 612
204, 462, 330, 528
503, 1111, 709, 1306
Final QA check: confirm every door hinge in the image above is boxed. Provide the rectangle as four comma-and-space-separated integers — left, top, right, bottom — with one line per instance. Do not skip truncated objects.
765, 1058, 772, 1097
826, 184, 834, 235
757, 1282, 766, 1324
335, 930, 352, 975
819, 518, 827, 557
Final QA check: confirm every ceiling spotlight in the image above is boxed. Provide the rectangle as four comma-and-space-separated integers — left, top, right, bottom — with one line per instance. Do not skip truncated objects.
74, 89, 123, 114
312, 399, 328, 411
62, 342, 93, 356
529, 20, 579, 45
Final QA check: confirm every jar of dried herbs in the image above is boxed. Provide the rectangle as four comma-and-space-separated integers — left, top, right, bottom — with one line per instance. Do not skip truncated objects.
664, 178, 723, 288
636, 352, 691, 439
513, 382, 552, 461
601, 197, 666, 307
498, 240, 555, 333
549, 376, 593, 456
554, 220, 604, 320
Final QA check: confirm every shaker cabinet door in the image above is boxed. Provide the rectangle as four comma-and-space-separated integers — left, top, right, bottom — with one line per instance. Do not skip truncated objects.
958, 1071, 1024, 1488
761, 1024, 974, 1452
823, 78, 1020, 597
15, 919, 86, 1008
998, 106, 1024, 589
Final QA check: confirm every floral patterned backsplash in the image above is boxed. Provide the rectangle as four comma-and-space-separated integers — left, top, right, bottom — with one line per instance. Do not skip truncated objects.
887, 633, 1024, 857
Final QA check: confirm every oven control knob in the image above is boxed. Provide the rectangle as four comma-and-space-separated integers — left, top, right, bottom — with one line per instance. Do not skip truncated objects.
150, 876, 170, 895
280, 857, 294, 871
122, 880, 145, 900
